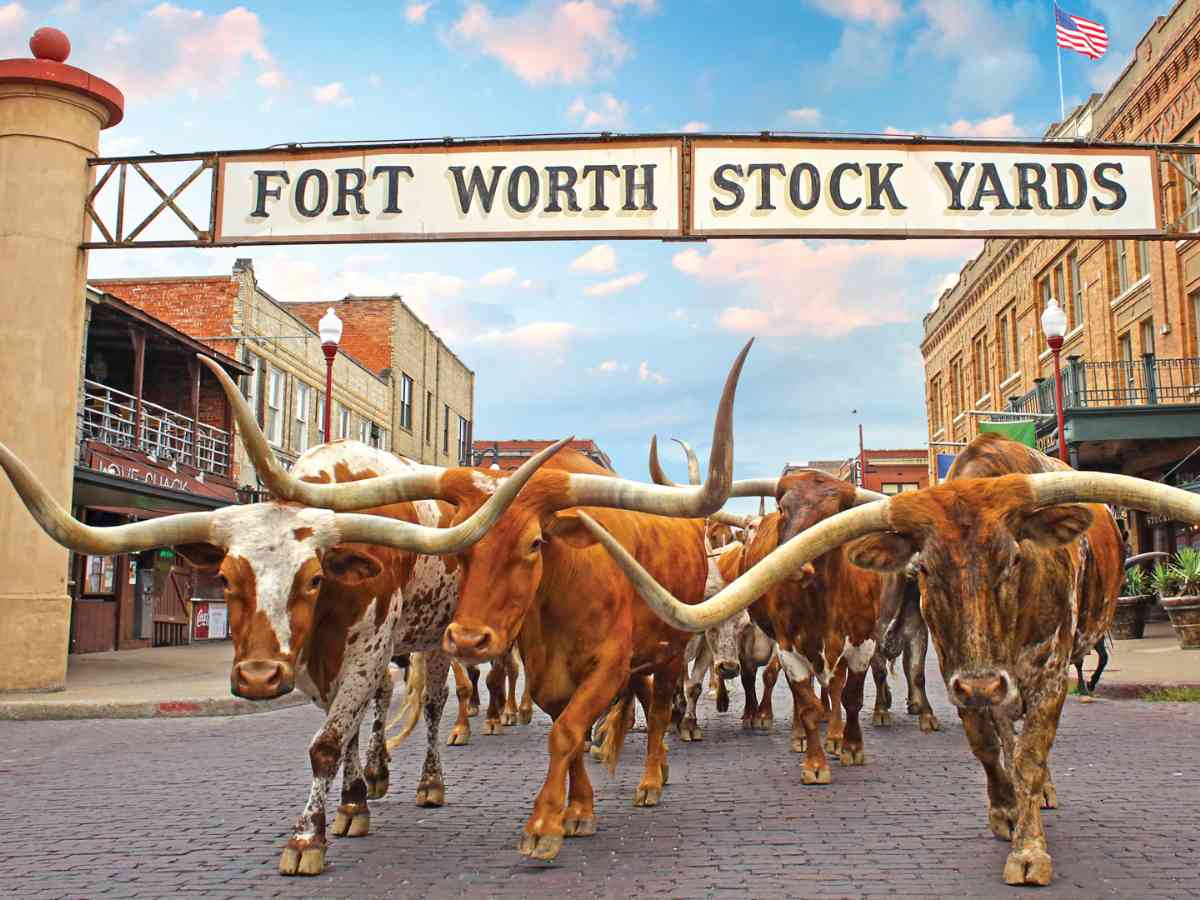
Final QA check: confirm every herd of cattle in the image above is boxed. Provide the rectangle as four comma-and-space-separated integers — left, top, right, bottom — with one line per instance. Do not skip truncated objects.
4, 339, 1200, 888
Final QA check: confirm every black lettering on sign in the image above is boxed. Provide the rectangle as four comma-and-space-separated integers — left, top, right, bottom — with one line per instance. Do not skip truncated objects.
968, 163, 1014, 211
1013, 163, 1049, 211
449, 166, 505, 214
866, 162, 906, 210
251, 170, 289, 218
788, 163, 820, 210
934, 161, 972, 211
713, 164, 745, 211
508, 165, 539, 213
546, 166, 582, 213
372, 165, 414, 214
581, 164, 620, 211
1052, 163, 1086, 210
1093, 162, 1127, 211
830, 162, 862, 211
295, 169, 329, 218
333, 168, 369, 217
746, 163, 786, 210
622, 164, 657, 211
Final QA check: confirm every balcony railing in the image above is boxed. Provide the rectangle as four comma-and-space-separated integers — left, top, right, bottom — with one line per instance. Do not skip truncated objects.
1005, 356, 1200, 432
79, 379, 231, 477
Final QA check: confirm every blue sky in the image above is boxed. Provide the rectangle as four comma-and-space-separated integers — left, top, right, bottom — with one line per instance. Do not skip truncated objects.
0, 0, 1173, 499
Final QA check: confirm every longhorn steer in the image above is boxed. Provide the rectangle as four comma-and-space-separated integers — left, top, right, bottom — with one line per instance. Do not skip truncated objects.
868, 561, 941, 732
579, 432, 1200, 886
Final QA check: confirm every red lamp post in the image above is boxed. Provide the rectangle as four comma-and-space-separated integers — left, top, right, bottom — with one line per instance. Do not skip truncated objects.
318, 307, 343, 442
1041, 298, 1069, 464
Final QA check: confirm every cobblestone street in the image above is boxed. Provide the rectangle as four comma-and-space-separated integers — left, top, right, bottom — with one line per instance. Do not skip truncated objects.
4, 666, 1198, 899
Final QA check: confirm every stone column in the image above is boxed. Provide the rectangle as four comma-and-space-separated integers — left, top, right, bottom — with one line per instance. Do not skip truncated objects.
0, 28, 123, 691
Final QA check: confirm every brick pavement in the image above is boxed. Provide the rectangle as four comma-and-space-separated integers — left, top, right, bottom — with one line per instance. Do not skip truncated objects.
2, 667, 1198, 899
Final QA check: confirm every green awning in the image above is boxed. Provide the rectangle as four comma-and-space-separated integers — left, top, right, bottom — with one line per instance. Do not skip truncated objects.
978, 419, 1037, 448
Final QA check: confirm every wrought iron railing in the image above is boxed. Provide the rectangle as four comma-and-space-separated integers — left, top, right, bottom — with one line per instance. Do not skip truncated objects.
1005, 356, 1200, 432
79, 379, 231, 477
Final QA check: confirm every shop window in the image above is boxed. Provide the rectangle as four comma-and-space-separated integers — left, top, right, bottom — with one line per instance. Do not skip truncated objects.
84, 555, 117, 594
881, 483, 920, 495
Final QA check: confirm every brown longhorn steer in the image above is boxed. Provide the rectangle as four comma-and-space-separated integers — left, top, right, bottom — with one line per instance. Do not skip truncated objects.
868, 562, 942, 733
579, 433, 1200, 886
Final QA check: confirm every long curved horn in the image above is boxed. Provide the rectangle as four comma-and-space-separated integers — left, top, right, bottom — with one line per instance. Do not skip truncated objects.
710, 509, 753, 529
1125, 551, 1169, 568
0, 442, 215, 553
673, 438, 701, 485
730, 474, 887, 507
563, 339, 753, 517
1028, 471, 1200, 523
576, 500, 893, 631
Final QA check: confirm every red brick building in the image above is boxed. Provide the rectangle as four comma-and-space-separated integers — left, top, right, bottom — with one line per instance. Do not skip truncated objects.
472, 439, 616, 473
785, 449, 930, 494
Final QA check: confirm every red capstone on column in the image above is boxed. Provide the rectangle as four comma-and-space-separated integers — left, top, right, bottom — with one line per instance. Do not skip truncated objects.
0, 27, 125, 128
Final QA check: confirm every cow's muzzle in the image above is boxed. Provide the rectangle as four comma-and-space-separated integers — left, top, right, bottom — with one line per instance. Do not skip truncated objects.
715, 659, 741, 680
948, 671, 1012, 709
231, 659, 294, 700
443, 623, 500, 663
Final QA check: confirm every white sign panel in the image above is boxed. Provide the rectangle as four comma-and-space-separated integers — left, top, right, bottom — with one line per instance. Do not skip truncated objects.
691, 141, 1161, 237
216, 141, 681, 242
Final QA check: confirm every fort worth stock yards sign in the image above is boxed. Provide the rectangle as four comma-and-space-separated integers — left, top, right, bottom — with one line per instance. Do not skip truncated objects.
92, 136, 1170, 248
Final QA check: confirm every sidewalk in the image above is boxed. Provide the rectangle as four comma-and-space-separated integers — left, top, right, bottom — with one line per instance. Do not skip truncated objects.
1083, 621, 1200, 698
0, 641, 309, 721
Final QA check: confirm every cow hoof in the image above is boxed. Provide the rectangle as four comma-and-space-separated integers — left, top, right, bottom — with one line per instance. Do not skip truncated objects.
707, 688, 718, 699
589, 742, 606, 760
634, 785, 663, 807
679, 718, 702, 742
1041, 783, 1058, 810
907, 701, 922, 715
466, 702, 479, 717
331, 804, 370, 838
839, 747, 866, 766
742, 717, 755, 730
563, 814, 597, 837
483, 718, 501, 735
754, 715, 774, 732
365, 769, 389, 800
800, 765, 832, 785
920, 712, 943, 733
660, 760, 670, 785
501, 710, 518, 726
790, 736, 806, 753
872, 710, 892, 727
1003, 849, 1053, 886
519, 832, 563, 861
824, 736, 842, 754
518, 707, 533, 725
447, 725, 471, 746
989, 808, 1015, 841
415, 784, 445, 808
279, 843, 326, 877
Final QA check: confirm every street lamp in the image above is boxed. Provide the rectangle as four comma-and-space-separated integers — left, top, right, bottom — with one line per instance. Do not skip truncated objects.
1041, 297, 1069, 464
318, 307, 343, 442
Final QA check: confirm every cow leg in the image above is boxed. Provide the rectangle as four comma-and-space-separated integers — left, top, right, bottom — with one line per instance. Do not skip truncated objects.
959, 708, 1018, 843
515, 647, 534, 724
331, 735, 371, 838
740, 662, 759, 729
415, 650, 451, 807
502, 648, 520, 726
715, 678, 730, 713
755, 654, 780, 732
447, 659, 473, 746
363, 667, 392, 799
1074, 656, 1088, 696
778, 650, 831, 784
634, 661, 680, 807
871, 653, 893, 727
1087, 640, 1108, 693
904, 630, 941, 732
839, 664, 868, 766
1002, 689, 1066, 886
788, 680, 808, 753
823, 664, 847, 755
467, 664, 481, 717
562, 750, 596, 838
484, 656, 508, 735
680, 642, 710, 742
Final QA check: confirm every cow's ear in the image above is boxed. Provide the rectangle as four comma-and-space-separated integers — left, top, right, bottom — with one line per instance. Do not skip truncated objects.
542, 510, 597, 550
323, 546, 384, 584
1017, 504, 1093, 547
847, 532, 917, 572
173, 543, 225, 573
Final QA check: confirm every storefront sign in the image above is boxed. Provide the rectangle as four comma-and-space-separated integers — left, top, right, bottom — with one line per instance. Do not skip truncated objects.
204, 136, 1164, 244
87, 446, 235, 501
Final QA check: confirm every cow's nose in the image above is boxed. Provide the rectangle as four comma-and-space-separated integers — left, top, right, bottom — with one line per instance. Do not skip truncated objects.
948, 672, 1010, 708
717, 660, 740, 679
232, 660, 294, 700
443, 623, 498, 661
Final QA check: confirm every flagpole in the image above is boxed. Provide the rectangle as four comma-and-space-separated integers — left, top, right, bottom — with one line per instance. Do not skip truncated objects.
1054, 1, 1066, 121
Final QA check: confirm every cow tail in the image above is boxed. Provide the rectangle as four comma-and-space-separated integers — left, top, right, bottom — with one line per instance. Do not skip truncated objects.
596, 688, 635, 775
385, 652, 427, 752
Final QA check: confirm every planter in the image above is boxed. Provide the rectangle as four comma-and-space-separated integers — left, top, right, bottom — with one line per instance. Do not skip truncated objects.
1111, 595, 1150, 640
1161, 595, 1200, 650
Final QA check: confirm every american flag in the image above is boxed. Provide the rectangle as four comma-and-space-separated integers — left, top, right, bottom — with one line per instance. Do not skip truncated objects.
1055, 4, 1108, 60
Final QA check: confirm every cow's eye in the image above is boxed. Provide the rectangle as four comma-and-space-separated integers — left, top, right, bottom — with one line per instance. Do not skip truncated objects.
309, 574, 323, 591
217, 574, 229, 590
529, 537, 543, 553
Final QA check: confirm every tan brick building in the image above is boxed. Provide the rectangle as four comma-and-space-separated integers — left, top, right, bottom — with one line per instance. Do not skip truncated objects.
922, 0, 1200, 555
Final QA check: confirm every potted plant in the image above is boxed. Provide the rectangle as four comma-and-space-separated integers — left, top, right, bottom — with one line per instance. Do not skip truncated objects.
1162, 548, 1200, 650
1112, 566, 1151, 640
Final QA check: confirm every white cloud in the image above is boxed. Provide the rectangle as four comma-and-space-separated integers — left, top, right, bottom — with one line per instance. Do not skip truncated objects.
805, 0, 901, 26
480, 266, 518, 286
0, 3, 26, 34
680, 121, 708, 133
568, 93, 628, 129
519, 279, 536, 289
451, 1, 630, 85
312, 82, 353, 105
941, 113, 1023, 138
476, 321, 577, 365
589, 358, 625, 375
405, 2, 433, 23
931, 271, 960, 310
99, 134, 144, 156
786, 107, 821, 126
638, 360, 667, 384
610, 0, 656, 10
571, 244, 618, 274
823, 25, 894, 89
585, 272, 646, 296
52, 0, 79, 12
256, 69, 286, 89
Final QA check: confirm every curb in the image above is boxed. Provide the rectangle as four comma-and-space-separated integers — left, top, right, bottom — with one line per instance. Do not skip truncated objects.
1083, 681, 1200, 701
0, 690, 309, 721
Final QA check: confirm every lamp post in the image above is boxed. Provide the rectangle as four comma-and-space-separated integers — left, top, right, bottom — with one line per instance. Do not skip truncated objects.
1041, 297, 1069, 464
318, 307, 343, 441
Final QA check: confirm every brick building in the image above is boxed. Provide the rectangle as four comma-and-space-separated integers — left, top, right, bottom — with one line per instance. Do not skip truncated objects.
785, 451, 930, 494
472, 438, 615, 473
922, 0, 1200, 555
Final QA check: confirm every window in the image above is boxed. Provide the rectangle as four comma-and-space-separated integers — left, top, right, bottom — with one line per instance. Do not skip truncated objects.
881, 483, 920, 496
425, 391, 433, 444
359, 418, 371, 444
293, 383, 310, 452
83, 555, 117, 594
1118, 331, 1134, 400
950, 357, 964, 417
316, 393, 326, 445
1137, 241, 1150, 281
338, 404, 351, 440
400, 374, 414, 431
1116, 240, 1130, 293
1141, 318, 1156, 357
457, 416, 471, 465
1186, 152, 1200, 232
244, 352, 266, 427
929, 377, 942, 433
972, 331, 989, 402
1068, 253, 1083, 331
1038, 276, 1052, 338
371, 425, 385, 450
1193, 291, 1200, 355
1053, 264, 1066, 325
266, 366, 285, 447
998, 315, 1011, 377
1009, 307, 1020, 372
443, 403, 450, 453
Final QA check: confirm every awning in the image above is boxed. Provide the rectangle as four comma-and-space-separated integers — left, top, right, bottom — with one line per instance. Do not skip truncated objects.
73, 466, 235, 513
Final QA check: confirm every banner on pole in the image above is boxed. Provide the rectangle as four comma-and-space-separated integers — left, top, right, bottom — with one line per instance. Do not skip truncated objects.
978, 419, 1038, 448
